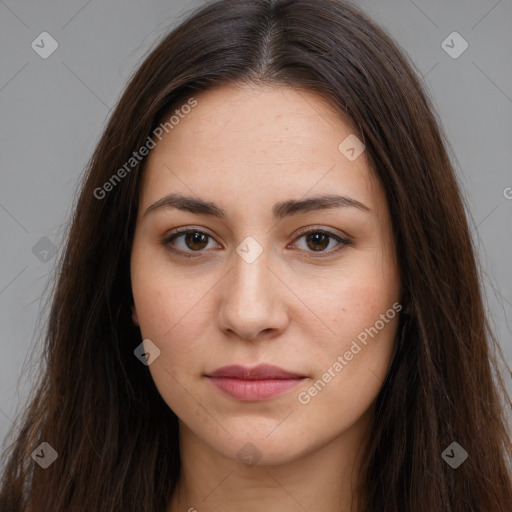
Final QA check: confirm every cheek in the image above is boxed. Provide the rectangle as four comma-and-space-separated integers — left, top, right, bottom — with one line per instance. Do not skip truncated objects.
297, 258, 400, 405
131, 271, 210, 414
297, 298, 399, 432
131, 240, 202, 337
308, 265, 400, 346
131, 257, 220, 371
132, 280, 204, 351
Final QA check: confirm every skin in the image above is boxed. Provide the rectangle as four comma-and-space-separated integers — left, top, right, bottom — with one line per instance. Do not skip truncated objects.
130, 83, 402, 512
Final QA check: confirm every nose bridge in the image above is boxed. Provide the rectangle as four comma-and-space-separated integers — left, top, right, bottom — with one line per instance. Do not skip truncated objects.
218, 237, 287, 339
229, 239, 273, 311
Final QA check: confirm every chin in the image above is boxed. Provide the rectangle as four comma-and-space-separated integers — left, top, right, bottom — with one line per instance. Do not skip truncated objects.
201, 422, 317, 467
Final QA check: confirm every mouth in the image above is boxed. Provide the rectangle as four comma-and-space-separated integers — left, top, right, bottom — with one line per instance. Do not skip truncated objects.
204, 364, 307, 401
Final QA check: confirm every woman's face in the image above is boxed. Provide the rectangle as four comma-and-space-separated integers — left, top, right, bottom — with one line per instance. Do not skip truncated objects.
130, 83, 402, 465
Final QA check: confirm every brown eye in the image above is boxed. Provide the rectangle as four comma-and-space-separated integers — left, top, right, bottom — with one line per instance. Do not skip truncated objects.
162, 228, 220, 257
292, 228, 350, 257
182, 232, 209, 250
305, 232, 330, 251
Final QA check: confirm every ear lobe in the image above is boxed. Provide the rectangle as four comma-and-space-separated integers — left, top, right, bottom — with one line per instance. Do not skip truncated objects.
131, 304, 139, 326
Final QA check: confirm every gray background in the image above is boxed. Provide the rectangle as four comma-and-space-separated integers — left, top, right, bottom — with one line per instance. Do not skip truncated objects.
1, 0, 511, 449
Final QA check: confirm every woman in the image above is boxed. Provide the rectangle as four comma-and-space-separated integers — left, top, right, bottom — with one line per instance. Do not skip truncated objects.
1, 0, 511, 510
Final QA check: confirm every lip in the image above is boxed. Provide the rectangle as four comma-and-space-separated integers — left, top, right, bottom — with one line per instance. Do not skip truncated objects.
205, 364, 307, 401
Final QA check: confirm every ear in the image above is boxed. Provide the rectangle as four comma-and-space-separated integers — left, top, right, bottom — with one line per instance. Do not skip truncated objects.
131, 304, 139, 326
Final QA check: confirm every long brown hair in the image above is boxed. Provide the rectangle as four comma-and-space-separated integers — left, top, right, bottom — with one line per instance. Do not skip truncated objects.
1, 0, 511, 510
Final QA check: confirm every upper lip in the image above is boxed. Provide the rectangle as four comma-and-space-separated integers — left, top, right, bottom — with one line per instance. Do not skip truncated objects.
206, 364, 306, 380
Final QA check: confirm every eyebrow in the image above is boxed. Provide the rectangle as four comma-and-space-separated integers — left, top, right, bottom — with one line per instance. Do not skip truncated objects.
143, 193, 371, 220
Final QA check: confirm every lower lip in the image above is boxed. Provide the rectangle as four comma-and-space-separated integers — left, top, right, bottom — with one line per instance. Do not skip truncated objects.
206, 376, 305, 401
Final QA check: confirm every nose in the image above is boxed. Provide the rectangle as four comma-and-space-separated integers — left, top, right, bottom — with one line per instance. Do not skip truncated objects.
217, 244, 289, 342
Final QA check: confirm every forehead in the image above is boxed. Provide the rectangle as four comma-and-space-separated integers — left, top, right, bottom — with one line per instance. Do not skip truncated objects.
140, 83, 383, 218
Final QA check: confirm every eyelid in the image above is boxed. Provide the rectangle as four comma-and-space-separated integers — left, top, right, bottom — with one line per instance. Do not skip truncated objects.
292, 225, 352, 243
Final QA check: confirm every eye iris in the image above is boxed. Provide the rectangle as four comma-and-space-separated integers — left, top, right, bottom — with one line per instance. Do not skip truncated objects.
306, 232, 329, 251
185, 232, 208, 250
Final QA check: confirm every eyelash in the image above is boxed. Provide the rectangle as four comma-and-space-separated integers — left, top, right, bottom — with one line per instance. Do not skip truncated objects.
161, 226, 352, 259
